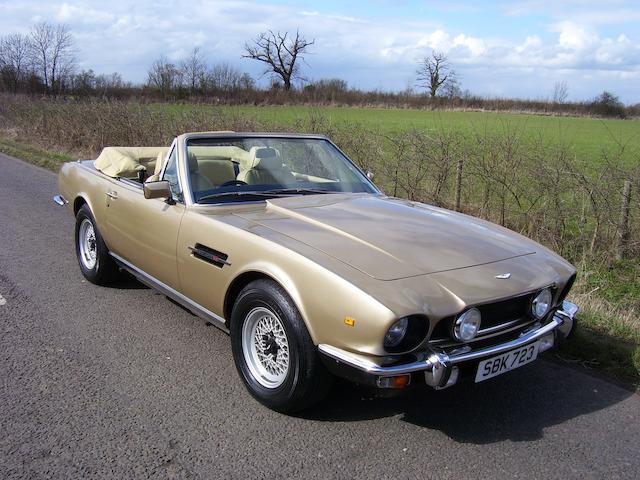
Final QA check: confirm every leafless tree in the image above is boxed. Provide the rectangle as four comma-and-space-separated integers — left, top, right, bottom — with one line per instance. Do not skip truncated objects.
552, 80, 569, 104
207, 62, 244, 92
416, 51, 456, 98
0, 33, 32, 92
179, 47, 206, 94
243, 30, 314, 91
29, 22, 75, 93
95, 72, 127, 97
147, 56, 181, 98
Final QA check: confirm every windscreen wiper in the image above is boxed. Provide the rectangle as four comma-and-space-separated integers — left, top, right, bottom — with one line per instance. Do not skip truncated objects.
260, 188, 334, 195
197, 191, 283, 203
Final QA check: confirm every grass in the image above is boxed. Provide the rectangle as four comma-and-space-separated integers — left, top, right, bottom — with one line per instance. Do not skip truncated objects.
0, 133, 72, 170
162, 104, 640, 169
556, 260, 640, 387
1, 101, 638, 389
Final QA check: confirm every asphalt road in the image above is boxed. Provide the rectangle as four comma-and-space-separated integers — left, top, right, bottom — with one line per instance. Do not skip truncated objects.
1, 153, 639, 480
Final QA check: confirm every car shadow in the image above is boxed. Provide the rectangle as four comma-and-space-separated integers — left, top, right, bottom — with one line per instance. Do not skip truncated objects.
102, 271, 149, 290
301, 359, 634, 444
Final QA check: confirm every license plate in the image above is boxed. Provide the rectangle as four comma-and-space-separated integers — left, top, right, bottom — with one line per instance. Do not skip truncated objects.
475, 341, 540, 383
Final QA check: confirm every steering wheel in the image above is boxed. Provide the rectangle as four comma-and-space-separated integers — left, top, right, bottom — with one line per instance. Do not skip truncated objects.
219, 180, 248, 187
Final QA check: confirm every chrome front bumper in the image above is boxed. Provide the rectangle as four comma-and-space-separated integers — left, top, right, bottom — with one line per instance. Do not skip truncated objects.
319, 300, 578, 389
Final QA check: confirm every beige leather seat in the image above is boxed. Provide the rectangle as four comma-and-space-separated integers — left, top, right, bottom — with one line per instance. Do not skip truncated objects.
198, 159, 237, 186
144, 150, 167, 183
237, 147, 296, 185
188, 153, 215, 192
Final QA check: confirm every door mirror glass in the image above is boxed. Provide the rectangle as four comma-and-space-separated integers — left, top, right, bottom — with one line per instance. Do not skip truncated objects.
143, 180, 172, 200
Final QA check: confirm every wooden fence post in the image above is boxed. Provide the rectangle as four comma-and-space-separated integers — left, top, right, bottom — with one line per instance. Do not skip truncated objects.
616, 179, 632, 261
454, 158, 463, 212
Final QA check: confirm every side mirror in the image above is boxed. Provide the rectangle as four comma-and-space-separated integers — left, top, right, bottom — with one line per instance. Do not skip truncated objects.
366, 170, 375, 180
143, 180, 172, 200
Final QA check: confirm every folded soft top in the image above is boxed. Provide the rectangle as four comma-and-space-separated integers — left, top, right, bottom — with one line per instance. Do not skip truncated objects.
94, 146, 168, 178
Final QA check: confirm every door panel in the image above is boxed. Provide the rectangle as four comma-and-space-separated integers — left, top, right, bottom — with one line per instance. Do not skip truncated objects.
105, 183, 185, 289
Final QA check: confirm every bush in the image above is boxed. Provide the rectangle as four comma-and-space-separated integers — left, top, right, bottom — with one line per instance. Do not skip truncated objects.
590, 91, 626, 118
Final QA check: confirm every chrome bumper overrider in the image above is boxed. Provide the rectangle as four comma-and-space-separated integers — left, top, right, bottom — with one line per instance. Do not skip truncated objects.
53, 195, 68, 206
318, 300, 578, 389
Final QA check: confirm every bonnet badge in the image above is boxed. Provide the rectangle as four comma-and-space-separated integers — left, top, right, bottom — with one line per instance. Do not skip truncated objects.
495, 273, 511, 279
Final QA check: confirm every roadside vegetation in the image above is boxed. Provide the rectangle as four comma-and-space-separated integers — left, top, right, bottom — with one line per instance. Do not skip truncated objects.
1, 94, 638, 387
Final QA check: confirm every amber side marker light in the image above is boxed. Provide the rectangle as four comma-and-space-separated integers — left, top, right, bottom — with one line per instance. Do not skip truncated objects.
376, 374, 411, 389
344, 316, 356, 327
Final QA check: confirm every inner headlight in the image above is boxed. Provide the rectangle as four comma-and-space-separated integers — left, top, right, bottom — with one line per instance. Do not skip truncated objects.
532, 288, 553, 319
384, 317, 409, 348
453, 308, 482, 342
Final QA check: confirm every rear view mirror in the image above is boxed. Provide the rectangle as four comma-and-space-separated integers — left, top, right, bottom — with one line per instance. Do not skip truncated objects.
144, 180, 172, 200
366, 170, 375, 180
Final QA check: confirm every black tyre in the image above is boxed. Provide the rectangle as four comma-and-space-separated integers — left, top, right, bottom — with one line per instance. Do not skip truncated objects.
230, 279, 332, 412
74, 204, 120, 285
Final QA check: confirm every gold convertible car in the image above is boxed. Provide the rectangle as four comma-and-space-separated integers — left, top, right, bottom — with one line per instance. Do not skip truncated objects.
54, 132, 578, 412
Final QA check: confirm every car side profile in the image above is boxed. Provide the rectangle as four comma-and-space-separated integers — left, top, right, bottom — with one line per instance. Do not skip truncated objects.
54, 132, 578, 412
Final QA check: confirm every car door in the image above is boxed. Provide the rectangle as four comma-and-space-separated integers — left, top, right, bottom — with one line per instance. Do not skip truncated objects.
104, 143, 185, 290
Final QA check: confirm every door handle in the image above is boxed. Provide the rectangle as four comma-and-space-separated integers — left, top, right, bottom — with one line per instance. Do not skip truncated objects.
106, 191, 118, 199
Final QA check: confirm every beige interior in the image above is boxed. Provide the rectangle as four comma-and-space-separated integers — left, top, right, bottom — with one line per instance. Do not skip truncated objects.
95, 146, 168, 178
237, 147, 295, 185
186, 146, 251, 189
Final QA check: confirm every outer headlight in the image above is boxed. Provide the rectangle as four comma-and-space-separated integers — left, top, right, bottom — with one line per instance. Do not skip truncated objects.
384, 317, 409, 348
453, 308, 482, 342
532, 288, 553, 319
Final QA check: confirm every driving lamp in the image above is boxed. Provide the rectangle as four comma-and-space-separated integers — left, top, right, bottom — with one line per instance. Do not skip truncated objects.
453, 308, 482, 342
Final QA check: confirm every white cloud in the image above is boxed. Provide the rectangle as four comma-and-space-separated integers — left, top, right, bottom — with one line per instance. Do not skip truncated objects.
0, 0, 638, 101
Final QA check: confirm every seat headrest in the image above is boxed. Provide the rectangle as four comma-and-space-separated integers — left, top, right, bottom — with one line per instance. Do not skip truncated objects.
154, 151, 166, 176
247, 147, 282, 170
188, 152, 199, 173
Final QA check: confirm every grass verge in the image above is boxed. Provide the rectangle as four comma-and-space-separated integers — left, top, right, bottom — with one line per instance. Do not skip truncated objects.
1, 132, 638, 390
0, 132, 73, 171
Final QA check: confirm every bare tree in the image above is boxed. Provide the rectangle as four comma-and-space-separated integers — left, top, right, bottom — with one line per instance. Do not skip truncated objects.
242, 30, 314, 91
552, 80, 569, 104
29, 22, 75, 93
147, 56, 181, 98
416, 51, 456, 98
179, 47, 206, 94
0, 33, 32, 92
207, 61, 244, 92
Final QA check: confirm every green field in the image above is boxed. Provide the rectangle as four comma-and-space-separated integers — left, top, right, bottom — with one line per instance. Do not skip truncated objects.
165, 104, 640, 168
1, 97, 639, 386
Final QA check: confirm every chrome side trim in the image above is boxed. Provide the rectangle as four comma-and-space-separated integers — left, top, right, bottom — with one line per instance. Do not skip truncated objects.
53, 195, 68, 206
109, 252, 229, 333
319, 302, 579, 377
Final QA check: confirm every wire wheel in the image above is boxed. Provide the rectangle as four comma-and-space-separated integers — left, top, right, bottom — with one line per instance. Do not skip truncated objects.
241, 306, 290, 389
78, 218, 97, 270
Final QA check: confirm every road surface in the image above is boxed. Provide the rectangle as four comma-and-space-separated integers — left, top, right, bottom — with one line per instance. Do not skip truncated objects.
1, 153, 638, 479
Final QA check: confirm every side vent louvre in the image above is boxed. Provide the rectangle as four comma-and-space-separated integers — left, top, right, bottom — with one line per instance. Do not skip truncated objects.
189, 243, 231, 268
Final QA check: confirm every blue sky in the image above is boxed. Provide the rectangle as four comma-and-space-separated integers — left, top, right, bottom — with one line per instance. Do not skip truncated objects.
1, 0, 639, 102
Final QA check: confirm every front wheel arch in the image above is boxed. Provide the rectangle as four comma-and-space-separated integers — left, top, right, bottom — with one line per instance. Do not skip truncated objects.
224, 271, 286, 326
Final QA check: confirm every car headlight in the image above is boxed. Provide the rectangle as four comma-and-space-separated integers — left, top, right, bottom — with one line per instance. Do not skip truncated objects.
531, 288, 553, 319
453, 308, 482, 342
384, 317, 409, 348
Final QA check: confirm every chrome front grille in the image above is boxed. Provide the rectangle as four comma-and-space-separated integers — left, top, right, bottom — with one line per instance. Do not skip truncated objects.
430, 291, 538, 346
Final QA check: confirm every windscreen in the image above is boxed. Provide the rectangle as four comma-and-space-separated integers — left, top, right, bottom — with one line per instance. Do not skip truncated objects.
185, 136, 378, 203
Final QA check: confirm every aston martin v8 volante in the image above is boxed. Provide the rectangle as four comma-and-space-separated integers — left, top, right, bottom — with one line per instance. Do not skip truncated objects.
54, 132, 578, 412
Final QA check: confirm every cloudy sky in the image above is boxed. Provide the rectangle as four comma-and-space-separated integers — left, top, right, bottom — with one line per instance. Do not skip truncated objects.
1, 0, 639, 102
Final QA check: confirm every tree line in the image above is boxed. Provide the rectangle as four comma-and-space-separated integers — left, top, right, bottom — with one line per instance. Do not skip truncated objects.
0, 22, 636, 118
